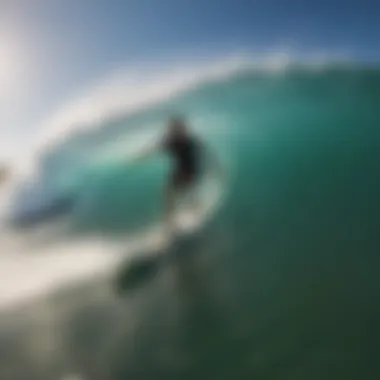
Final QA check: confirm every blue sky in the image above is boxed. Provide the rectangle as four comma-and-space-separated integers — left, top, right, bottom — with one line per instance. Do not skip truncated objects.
0, 0, 379, 157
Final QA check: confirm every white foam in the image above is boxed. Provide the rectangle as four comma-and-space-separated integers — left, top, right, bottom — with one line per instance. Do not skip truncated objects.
0, 237, 119, 310
0, 176, 224, 310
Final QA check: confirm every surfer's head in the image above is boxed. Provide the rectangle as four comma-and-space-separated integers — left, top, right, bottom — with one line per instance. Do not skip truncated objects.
168, 116, 188, 139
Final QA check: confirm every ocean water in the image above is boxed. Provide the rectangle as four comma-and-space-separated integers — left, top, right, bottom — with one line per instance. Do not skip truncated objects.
1, 63, 380, 380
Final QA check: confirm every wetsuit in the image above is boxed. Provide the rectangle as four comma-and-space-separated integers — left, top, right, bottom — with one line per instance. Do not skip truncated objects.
163, 136, 200, 188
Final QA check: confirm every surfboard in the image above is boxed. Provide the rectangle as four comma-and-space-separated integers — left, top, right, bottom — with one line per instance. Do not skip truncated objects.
114, 179, 224, 293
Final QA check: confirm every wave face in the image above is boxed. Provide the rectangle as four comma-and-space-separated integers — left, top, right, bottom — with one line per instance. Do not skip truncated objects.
1, 61, 380, 309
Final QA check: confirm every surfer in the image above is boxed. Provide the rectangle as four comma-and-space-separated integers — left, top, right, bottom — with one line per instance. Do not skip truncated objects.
136, 116, 223, 236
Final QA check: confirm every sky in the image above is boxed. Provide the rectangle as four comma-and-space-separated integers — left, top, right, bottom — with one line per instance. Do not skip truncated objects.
0, 0, 379, 160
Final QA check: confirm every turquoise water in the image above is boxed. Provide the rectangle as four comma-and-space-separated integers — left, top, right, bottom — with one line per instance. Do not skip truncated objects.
1, 65, 380, 379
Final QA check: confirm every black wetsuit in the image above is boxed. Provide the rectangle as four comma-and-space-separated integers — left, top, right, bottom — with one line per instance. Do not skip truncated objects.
163, 136, 200, 187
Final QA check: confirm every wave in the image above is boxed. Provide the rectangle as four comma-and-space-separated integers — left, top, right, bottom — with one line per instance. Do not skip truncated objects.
0, 49, 369, 310
0, 49, 363, 234
4, 50, 357, 182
